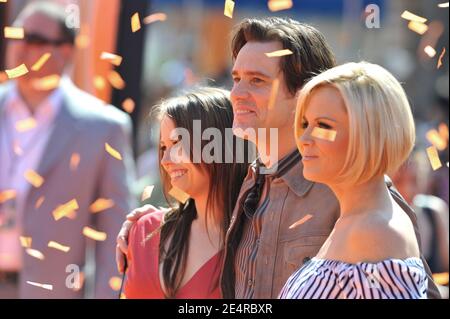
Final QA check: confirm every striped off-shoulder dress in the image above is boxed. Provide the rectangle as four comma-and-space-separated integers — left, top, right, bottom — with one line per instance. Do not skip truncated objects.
279, 257, 427, 299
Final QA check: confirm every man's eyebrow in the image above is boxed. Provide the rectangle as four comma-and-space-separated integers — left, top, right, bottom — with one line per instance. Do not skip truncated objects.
231, 70, 272, 78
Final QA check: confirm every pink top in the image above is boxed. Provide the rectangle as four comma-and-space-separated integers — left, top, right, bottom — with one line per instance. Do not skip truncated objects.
124, 210, 223, 299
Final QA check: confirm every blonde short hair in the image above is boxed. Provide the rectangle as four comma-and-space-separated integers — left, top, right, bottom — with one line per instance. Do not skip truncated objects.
295, 62, 415, 185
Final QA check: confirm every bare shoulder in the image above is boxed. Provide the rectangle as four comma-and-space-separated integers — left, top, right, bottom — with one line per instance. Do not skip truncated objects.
345, 209, 420, 263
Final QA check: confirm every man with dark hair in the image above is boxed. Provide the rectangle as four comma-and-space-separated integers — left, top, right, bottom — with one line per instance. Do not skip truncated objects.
0, 1, 136, 298
116, 16, 440, 299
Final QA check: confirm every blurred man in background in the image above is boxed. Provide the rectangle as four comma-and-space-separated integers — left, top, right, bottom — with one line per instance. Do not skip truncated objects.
0, 1, 136, 298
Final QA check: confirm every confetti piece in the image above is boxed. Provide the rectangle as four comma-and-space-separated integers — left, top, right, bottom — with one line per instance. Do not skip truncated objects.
311, 127, 337, 142
426, 146, 442, 171
52, 199, 79, 221
265, 49, 293, 58
131, 12, 141, 33
120, 293, 127, 299
13, 140, 23, 156
26, 281, 53, 290
31, 53, 51, 71
438, 2, 449, 8
4, 26, 24, 39
143, 12, 167, 24
93, 76, 107, 90
424, 45, 437, 58
24, 170, 44, 188
35, 196, 45, 209
141, 185, 155, 202
401, 10, 427, 23
5, 64, 29, 79
15, 117, 37, 132
0, 0, 8, 3
289, 214, 313, 229
0, 189, 16, 204
432, 272, 449, 285
48, 241, 70, 253
122, 98, 135, 114
100, 52, 123, 67
109, 276, 122, 291
438, 123, 449, 141
107, 70, 126, 90
31, 74, 61, 91
89, 198, 115, 213
268, 0, 293, 12
267, 78, 280, 110
426, 129, 447, 151
105, 143, 123, 160
224, 0, 235, 18
408, 21, 428, 35
70, 153, 81, 171
437, 47, 446, 69
19, 236, 32, 248
82, 226, 107, 241
26, 248, 45, 260
168, 187, 190, 204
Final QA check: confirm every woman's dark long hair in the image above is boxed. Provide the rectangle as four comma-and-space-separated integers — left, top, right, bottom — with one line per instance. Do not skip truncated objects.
152, 87, 252, 298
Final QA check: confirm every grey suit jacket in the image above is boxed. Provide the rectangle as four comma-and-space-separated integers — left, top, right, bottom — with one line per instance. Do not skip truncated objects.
0, 79, 136, 298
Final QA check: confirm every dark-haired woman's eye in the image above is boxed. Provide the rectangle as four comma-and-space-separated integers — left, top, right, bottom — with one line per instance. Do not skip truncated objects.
251, 78, 264, 85
301, 121, 308, 129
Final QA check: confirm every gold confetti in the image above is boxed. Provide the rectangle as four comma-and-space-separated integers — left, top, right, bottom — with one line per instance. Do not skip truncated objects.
437, 47, 446, 69
48, 241, 71, 253
107, 70, 126, 90
426, 129, 447, 151
75, 34, 90, 49
15, 117, 37, 132
70, 153, 81, 171
89, 198, 115, 213
4, 26, 24, 39
311, 127, 337, 142
438, 2, 449, 8
5, 64, 29, 79
141, 185, 155, 202
120, 293, 127, 299
26, 281, 53, 290
401, 10, 427, 23
168, 187, 190, 204
426, 146, 442, 171
265, 49, 293, 58
267, 78, 280, 110
268, 0, 293, 12
122, 98, 135, 114
93, 76, 107, 90
143, 12, 167, 24
35, 196, 45, 209
432, 272, 449, 285
82, 226, 107, 241
100, 52, 123, 67
0, 189, 16, 204
24, 170, 44, 188
109, 276, 122, 291
31, 74, 61, 91
224, 0, 235, 18
289, 214, 313, 229
26, 248, 45, 260
31, 53, 51, 71
439, 123, 449, 141
131, 12, 141, 33
105, 143, 123, 160
52, 199, 79, 221
424, 45, 437, 58
19, 236, 32, 248
407, 21, 429, 35
0, 0, 8, 3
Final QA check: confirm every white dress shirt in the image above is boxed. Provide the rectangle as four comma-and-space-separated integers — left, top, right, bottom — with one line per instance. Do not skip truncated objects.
0, 83, 62, 270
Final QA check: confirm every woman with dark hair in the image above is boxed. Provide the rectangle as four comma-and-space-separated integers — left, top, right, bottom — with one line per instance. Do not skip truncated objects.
123, 88, 251, 298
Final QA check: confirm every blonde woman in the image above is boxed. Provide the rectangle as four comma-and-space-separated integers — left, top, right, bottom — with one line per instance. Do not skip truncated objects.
279, 62, 430, 299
